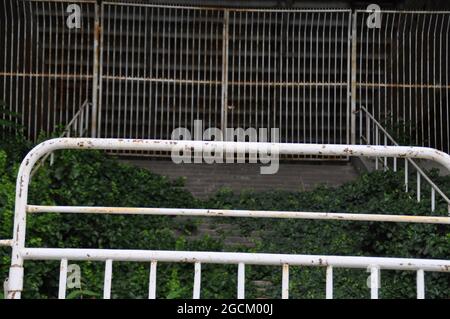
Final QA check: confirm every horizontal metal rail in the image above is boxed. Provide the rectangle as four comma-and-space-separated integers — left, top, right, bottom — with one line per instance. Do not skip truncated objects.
7, 138, 450, 299
27, 205, 450, 225
0, 239, 12, 247
360, 106, 450, 214
22, 248, 450, 272
20, 248, 450, 299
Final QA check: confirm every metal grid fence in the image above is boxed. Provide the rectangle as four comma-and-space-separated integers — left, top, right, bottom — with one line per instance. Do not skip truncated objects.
1, 2, 450, 156
99, 4, 224, 141
354, 11, 450, 153
0, 0, 95, 141
99, 4, 352, 149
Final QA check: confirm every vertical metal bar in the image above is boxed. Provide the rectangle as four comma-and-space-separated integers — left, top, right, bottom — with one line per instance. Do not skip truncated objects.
148, 6, 154, 138
414, 14, 420, 145
110, 4, 117, 139
98, 2, 106, 139
281, 263, 289, 299
141, 5, 147, 140
395, 14, 400, 140
385, 14, 390, 143
256, 11, 260, 134
408, 14, 413, 142
39, 1, 47, 139
321, 12, 326, 144
58, 258, 68, 299
129, 4, 136, 139
326, 265, 333, 299
393, 157, 397, 172
167, 6, 173, 140
446, 15, 450, 154
425, 15, 434, 147
419, 15, 425, 149
103, 259, 113, 299
237, 262, 245, 299
193, 9, 200, 136
221, 10, 229, 132
370, 266, 379, 300
148, 261, 157, 299
358, 14, 364, 144
438, 16, 444, 151
160, 7, 166, 140
314, 13, 319, 143
91, 2, 100, 137
375, 126, 379, 170
48, 4, 55, 136
366, 115, 370, 144
297, 12, 301, 143
416, 269, 425, 299
251, 11, 256, 133
431, 187, 435, 212
303, 12, 307, 143
401, 14, 407, 148
193, 262, 201, 299
309, 12, 313, 143
117, 5, 124, 137
405, 159, 409, 192
208, 10, 214, 127
417, 171, 421, 202
238, 11, 243, 129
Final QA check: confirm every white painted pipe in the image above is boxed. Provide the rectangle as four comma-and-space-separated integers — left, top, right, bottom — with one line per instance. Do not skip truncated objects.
26, 205, 450, 225
20, 248, 450, 272
18, 138, 450, 171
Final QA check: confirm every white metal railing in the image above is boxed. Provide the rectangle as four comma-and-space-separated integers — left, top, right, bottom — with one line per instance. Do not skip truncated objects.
359, 105, 450, 215
5, 138, 450, 299
29, 100, 91, 177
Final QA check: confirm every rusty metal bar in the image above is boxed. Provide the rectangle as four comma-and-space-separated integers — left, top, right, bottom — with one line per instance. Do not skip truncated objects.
27, 205, 450, 225
21, 248, 450, 272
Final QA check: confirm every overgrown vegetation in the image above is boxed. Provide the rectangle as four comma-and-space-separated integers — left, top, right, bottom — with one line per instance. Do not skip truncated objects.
0, 133, 449, 299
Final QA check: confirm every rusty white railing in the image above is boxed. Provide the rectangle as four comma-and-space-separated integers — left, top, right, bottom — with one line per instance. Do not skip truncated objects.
29, 100, 91, 177
359, 105, 450, 215
4, 138, 450, 299
352, 11, 450, 154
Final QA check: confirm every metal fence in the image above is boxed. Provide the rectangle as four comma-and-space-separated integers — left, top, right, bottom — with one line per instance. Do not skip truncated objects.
3, 138, 450, 299
99, 4, 352, 149
1, 2, 450, 155
0, 0, 95, 141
